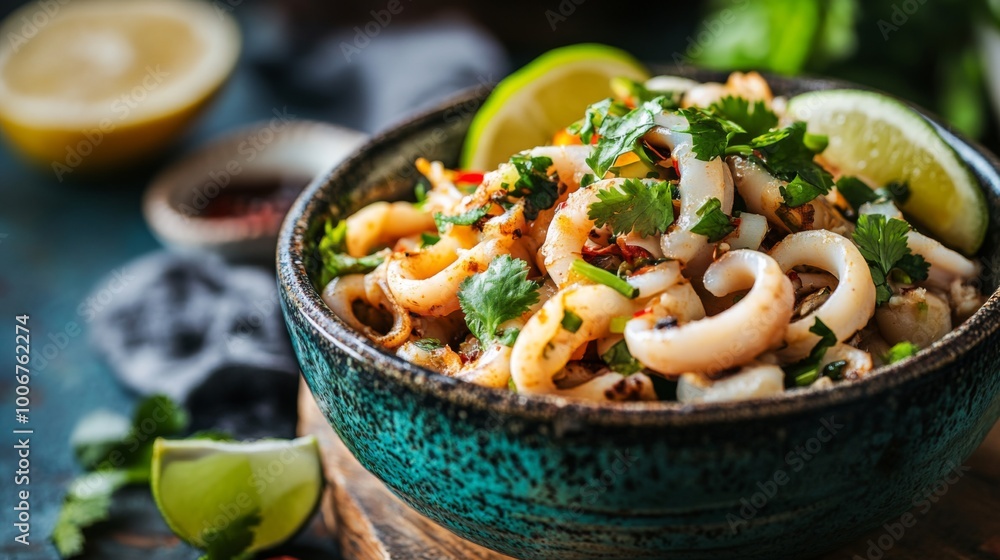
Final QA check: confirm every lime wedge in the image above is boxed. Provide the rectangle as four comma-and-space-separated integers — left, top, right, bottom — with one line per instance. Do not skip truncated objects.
461, 43, 648, 170
151, 436, 322, 555
786, 89, 987, 255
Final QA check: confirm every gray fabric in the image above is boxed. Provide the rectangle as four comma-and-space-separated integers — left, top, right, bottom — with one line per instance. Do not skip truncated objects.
89, 252, 296, 402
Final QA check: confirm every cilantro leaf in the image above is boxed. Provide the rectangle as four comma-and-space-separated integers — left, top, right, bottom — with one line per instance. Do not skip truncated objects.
52, 490, 115, 557
571, 98, 629, 144
884, 341, 919, 364
420, 232, 440, 247
852, 214, 930, 305
780, 174, 827, 208
783, 318, 839, 386
316, 218, 384, 286
458, 255, 540, 345
678, 107, 745, 161
433, 204, 491, 231
835, 176, 879, 211
587, 97, 668, 177
708, 95, 777, 143
506, 155, 560, 220
601, 339, 643, 375
690, 198, 736, 242
587, 178, 674, 237
200, 510, 262, 560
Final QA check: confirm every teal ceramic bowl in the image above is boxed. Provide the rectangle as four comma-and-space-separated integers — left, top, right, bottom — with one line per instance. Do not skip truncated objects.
277, 71, 1000, 559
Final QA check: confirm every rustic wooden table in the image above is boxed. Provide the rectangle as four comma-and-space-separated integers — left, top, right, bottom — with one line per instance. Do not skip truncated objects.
298, 381, 1000, 560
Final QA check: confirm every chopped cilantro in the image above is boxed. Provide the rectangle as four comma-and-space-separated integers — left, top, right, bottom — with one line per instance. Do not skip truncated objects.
571, 98, 629, 144
780, 174, 828, 208
317, 218, 384, 286
784, 318, 839, 386
505, 155, 559, 220
433, 204, 491, 231
852, 214, 930, 305
678, 107, 745, 161
561, 310, 584, 333
507, 377, 517, 392
690, 198, 736, 242
458, 255, 540, 345
708, 95, 777, 143
414, 338, 444, 351
601, 339, 643, 375
414, 179, 430, 208
580, 173, 595, 188
570, 259, 639, 299
587, 97, 669, 177
836, 176, 879, 211
587, 178, 674, 237
878, 181, 911, 204
884, 341, 919, 364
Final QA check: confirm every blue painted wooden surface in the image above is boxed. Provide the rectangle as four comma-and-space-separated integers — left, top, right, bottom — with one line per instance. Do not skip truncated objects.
0, 64, 341, 559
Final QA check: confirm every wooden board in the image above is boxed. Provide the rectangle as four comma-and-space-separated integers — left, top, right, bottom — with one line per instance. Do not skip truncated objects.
297, 380, 1000, 560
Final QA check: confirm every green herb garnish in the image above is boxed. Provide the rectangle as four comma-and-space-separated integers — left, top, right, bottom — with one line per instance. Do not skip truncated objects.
458, 255, 540, 345
588, 178, 674, 237
852, 214, 930, 305
570, 259, 639, 299
601, 339, 643, 375
690, 197, 736, 242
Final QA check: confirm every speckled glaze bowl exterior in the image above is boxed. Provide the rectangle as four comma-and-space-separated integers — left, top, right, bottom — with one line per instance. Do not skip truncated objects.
278, 70, 1000, 559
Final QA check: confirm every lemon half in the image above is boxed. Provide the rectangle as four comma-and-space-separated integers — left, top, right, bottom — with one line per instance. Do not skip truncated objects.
0, 0, 241, 171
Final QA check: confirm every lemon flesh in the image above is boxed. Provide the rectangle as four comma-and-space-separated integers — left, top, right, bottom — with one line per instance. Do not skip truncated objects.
787, 89, 986, 255
0, 0, 241, 170
151, 436, 322, 554
461, 43, 647, 170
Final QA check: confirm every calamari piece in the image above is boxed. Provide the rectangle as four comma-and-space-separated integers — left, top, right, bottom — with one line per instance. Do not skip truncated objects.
647, 112, 734, 264
875, 288, 952, 348
677, 362, 785, 403
322, 271, 411, 348
345, 201, 436, 258
769, 230, 876, 361
625, 250, 794, 376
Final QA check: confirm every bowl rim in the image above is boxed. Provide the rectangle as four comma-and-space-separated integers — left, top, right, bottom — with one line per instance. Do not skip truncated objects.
277, 70, 1000, 427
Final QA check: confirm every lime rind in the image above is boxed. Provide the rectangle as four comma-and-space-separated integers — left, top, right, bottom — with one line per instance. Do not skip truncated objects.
787, 89, 986, 255
461, 43, 648, 170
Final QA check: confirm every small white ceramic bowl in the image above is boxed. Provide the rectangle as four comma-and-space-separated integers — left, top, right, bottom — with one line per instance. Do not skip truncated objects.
143, 119, 366, 260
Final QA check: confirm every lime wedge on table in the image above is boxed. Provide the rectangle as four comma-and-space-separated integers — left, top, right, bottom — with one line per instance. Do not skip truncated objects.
786, 89, 987, 255
151, 436, 322, 556
461, 43, 648, 170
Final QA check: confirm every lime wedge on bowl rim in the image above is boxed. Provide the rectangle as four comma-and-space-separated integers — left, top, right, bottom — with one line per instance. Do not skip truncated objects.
786, 89, 987, 256
461, 43, 648, 171
151, 436, 322, 555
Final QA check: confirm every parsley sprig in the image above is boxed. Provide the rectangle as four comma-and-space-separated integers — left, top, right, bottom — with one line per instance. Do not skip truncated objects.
708, 95, 778, 143
458, 255, 540, 346
677, 107, 745, 161
852, 214, 930, 305
587, 178, 674, 237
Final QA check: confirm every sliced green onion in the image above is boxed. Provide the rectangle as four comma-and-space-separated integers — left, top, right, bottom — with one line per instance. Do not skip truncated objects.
561, 310, 583, 333
609, 316, 630, 334
570, 259, 639, 299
